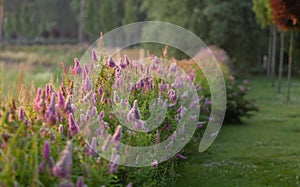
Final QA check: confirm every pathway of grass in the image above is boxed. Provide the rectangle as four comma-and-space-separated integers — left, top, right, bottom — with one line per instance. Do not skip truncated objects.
175, 77, 300, 187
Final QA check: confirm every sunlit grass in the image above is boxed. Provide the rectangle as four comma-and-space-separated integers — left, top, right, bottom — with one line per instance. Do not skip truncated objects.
175, 77, 300, 187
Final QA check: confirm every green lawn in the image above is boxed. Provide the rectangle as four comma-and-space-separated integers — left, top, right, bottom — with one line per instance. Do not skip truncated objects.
175, 77, 300, 187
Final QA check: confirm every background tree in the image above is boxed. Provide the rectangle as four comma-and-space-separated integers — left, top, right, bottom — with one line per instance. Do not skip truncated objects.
83, 0, 101, 41
271, 0, 300, 101
252, 0, 278, 86
252, 0, 273, 78
0, 0, 4, 42
142, 0, 266, 73
122, 0, 146, 46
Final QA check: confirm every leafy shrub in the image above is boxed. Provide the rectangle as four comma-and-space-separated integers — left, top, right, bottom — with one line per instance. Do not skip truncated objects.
179, 45, 258, 124
0, 45, 208, 186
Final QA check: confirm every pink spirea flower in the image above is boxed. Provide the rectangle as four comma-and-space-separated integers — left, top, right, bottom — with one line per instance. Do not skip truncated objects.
112, 125, 122, 142
45, 93, 57, 124
107, 56, 116, 68
42, 140, 51, 159
92, 49, 98, 62
127, 100, 141, 122
119, 58, 127, 69
71, 58, 82, 75
39, 140, 54, 174
64, 95, 73, 114
57, 90, 65, 110
58, 124, 64, 134
124, 55, 130, 66
34, 88, 42, 111
18, 106, 26, 121
176, 153, 187, 160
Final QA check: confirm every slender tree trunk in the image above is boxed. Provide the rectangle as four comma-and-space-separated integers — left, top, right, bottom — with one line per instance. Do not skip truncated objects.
0, 0, 4, 42
267, 26, 273, 79
271, 25, 277, 87
277, 31, 284, 93
287, 31, 294, 102
78, 0, 85, 44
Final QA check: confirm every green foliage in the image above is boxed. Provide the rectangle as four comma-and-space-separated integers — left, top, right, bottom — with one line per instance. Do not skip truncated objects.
83, 0, 102, 40
252, 0, 273, 28
122, 0, 138, 25
20, 3, 37, 38
100, 0, 122, 33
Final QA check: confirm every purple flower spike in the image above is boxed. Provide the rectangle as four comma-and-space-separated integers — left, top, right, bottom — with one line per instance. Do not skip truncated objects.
57, 90, 65, 110
107, 56, 116, 68
68, 113, 79, 136
119, 58, 126, 69
210, 132, 218, 138
45, 93, 57, 124
84, 76, 92, 92
239, 85, 245, 92
102, 135, 112, 151
53, 141, 72, 178
45, 84, 51, 99
82, 64, 89, 80
109, 155, 120, 174
124, 55, 130, 66
59, 124, 64, 134
100, 93, 106, 104
115, 65, 122, 78
168, 89, 177, 102
91, 93, 97, 106
197, 121, 205, 128
196, 83, 201, 91
90, 137, 97, 156
88, 106, 97, 118
151, 160, 158, 168
76, 177, 85, 187
127, 183, 133, 187
127, 100, 140, 122
171, 131, 177, 141
155, 130, 160, 144
176, 153, 187, 160
98, 86, 103, 96
159, 80, 167, 91
113, 125, 122, 141
179, 127, 185, 134
64, 95, 73, 114
18, 106, 26, 121
39, 160, 45, 173
71, 58, 82, 75
98, 110, 105, 120
136, 79, 144, 89
42, 140, 51, 159
113, 91, 119, 103
189, 70, 195, 81
92, 49, 98, 62
39, 140, 55, 174
129, 82, 135, 92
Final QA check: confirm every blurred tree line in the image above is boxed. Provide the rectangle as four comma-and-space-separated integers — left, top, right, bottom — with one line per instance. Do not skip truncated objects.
0, 0, 145, 43
0, 0, 299, 74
